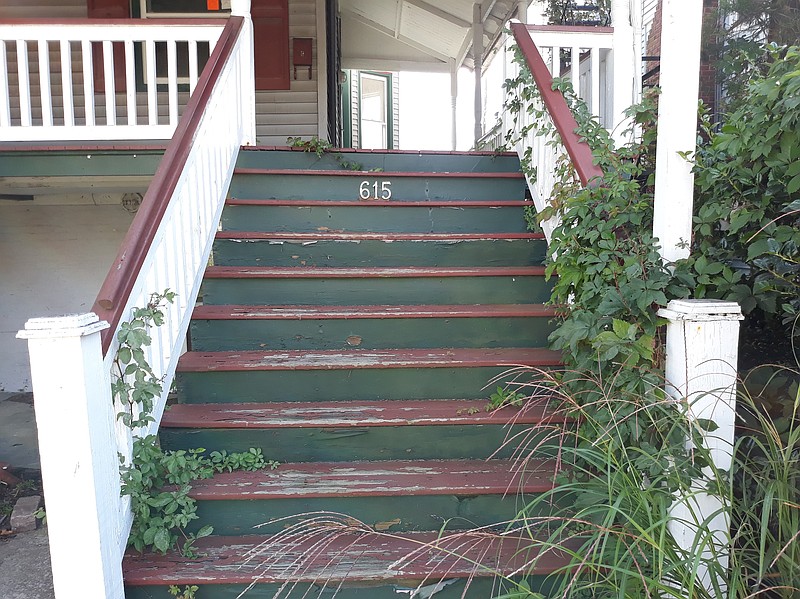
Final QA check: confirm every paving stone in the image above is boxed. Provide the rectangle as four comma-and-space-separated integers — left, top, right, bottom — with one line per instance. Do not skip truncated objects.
10, 495, 41, 533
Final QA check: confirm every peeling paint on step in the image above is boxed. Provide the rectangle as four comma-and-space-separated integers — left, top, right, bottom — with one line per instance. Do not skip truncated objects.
395, 579, 456, 597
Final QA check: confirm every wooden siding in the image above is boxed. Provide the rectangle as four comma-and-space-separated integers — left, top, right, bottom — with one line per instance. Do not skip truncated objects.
349, 71, 360, 148
391, 70, 399, 149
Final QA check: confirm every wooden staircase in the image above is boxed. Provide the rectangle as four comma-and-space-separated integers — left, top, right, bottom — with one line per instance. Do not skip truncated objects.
123, 148, 567, 598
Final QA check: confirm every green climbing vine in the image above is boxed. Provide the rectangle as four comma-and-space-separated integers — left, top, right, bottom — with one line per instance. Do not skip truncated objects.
492, 39, 800, 597
114, 291, 278, 557
286, 136, 384, 172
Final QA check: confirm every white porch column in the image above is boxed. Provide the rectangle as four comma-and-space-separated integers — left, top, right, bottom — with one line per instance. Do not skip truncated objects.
658, 299, 743, 593
652, 0, 703, 263
231, 0, 257, 145
17, 313, 125, 599
610, 0, 637, 144
516, 0, 527, 23
472, 3, 483, 147
450, 59, 458, 151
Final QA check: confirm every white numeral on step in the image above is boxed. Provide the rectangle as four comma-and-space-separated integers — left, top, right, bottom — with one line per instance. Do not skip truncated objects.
359, 180, 392, 200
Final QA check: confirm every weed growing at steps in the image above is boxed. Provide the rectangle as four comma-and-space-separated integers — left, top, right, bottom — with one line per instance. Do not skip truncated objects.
114, 291, 277, 557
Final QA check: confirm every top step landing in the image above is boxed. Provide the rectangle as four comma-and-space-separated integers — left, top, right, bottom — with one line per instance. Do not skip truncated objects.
237, 147, 522, 174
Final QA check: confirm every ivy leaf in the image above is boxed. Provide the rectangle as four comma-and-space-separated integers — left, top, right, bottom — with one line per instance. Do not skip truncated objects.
153, 528, 171, 553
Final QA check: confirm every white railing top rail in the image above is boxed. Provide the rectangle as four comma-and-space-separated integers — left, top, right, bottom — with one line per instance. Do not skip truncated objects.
524, 24, 614, 49
0, 18, 227, 142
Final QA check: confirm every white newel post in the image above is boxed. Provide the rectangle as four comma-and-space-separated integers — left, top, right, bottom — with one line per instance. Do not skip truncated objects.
232, 0, 257, 145
658, 299, 743, 593
17, 313, 125, 599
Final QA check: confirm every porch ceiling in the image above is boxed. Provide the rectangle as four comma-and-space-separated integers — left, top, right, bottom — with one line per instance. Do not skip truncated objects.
340, 0, 524, 73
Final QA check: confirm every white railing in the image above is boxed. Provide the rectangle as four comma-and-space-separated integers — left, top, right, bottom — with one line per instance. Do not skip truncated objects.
0, 19, 229, 141
525, 25, 614, 129
505, 23, 605, 241
16, 3, 255, 597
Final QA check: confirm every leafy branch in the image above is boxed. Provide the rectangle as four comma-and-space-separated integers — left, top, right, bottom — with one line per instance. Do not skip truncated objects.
113, 290, 279, 557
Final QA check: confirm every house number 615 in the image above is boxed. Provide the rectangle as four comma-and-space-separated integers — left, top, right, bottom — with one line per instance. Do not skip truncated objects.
359, 180, 392, 200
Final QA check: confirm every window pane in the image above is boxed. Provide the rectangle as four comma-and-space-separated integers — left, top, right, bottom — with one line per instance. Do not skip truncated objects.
360, 74, 388, 149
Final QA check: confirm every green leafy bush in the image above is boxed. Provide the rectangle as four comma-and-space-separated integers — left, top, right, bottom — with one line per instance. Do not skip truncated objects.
689, 45, 800, 341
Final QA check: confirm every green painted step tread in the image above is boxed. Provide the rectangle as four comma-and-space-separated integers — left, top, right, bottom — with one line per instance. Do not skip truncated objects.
204, 265, 547, 279
186, 458, 558, 500
225, 198, 532, 206
192, 303, 556, 320
243, 146, 516, 157
215, 231, 545, 241
161, 399, 564, 428
234, 168, 524, 179
177, 348, 562, 372
123, 530, 577, 586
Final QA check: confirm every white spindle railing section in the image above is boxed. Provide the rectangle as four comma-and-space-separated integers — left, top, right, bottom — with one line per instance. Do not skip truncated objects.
17, 6, 255, 596
0, 20, 227, 141
505, 24, 605, 241
526, 25, 614, 128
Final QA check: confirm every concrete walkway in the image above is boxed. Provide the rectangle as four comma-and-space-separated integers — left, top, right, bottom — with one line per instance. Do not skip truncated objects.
0, 391, 55, 599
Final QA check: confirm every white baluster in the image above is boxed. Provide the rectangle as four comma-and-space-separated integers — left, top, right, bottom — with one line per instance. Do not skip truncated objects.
103, 40, 116, 126
124, 40, 136, 125
590, 47, 600, 120
59, 40, 74, 127
16, 40, 32, 126
145, 39, 157, 126
188, 40, 199, 92
167, 39, 178, 126
38, 40, 53, 126
81, 40, 95, 126
0, 41, 10, 127
570, 46, 579, 93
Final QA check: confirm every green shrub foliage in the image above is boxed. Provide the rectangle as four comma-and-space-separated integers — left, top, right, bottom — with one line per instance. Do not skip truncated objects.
690, 45, 800, 336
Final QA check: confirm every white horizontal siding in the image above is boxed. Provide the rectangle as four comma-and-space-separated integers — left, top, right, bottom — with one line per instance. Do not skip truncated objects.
391, 72, 399, 149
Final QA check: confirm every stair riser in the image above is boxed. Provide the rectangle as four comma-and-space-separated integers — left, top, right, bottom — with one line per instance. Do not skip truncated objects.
220, 205, 530, 234
200, 276, 552, 306
126, 577, 538, 599
228, 174, 526, 202
191, 493, 532, 536
176, 366, 545, 404
236, 150, 523, 173
212, 237, 546, 268
189, 316, 553, 351
159, 423, 550, 462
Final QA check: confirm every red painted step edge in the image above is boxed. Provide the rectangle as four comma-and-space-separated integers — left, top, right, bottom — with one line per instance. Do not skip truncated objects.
177, 347, 563, 372
203, 265, 547, 279
225, 198, 532, 207
234, 168, 524, 179
192, 303, 557, 321
187, 459, 558, 500
215, 231, 545, 241
161, 399, 565, 429
124, 530, 579, 585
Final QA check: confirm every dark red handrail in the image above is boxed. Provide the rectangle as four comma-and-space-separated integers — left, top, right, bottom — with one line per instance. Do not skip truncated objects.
92, 16, 245, 354
509, 22, 603, 186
